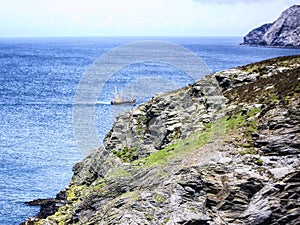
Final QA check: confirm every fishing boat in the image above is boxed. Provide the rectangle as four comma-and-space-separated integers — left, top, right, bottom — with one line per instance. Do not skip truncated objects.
111, 86, 137, 105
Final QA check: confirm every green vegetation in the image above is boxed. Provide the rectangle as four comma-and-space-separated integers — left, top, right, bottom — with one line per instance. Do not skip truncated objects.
135, 115, 146, 136
256, 159, 264, 166
144, 213, 154, 221
114, 146, 137, 162
136, 132, 206, 166
171, 127, 182, 141
204, 122, 212, 129
92, 178, 107, 191
134, 118, 226, 167
242, 64, 264, 74
239, 55, 300, 74
227, 63, 300, 105
32, 55, 300, 225
154, 193, 165, 204
108, 167, 132, 178
224, 56, 300, 156
66, 184, 87, 202
107, 106, 261, 179
163, 218, 170, 224
225, 106, 260, 154
40, 204, 73, 225
120, 191, 140, 200
239, 148, 257, 155
136, 124, 143, 135
226, 107, 260, 132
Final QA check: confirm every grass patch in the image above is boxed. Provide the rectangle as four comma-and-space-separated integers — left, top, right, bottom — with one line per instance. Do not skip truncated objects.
226, 107, 260, 132
114, 146, 137, 162
240, 148, 257, 155
134, 118, 226, 167
108, 167, 132, 178
136, 131, 207, 167
91, 178, 107, 191
133, 106, 260, 167
120, 191, 140, 200
225, 106, 260, 154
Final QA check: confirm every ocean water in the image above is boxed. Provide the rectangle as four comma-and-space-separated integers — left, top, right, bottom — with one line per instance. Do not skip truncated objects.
0, 36, 299, 225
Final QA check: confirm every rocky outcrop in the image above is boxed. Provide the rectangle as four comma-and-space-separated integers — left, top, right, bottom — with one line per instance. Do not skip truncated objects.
22, 55, 300, 225
242, 5, 300, 48
23, 196, 65, 223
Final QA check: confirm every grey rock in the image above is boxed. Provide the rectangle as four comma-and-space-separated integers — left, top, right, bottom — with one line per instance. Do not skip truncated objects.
242, 5, 300, 48
243, 23, 273, 46
22, 56, 300, 225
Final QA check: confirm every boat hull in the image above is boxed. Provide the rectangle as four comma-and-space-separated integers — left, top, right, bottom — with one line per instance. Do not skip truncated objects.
111, 99, 137, 105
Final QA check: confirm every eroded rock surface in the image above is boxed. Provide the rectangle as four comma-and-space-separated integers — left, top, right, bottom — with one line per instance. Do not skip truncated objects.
242, 5, 300, 48
22, 55, 300, 225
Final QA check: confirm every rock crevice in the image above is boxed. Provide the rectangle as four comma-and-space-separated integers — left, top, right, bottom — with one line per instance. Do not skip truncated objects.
22, 55, 300, 225
242, 5, 300, 48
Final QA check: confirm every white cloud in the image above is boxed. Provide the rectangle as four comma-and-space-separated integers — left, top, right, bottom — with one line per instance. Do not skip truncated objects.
0, 0, 298, 36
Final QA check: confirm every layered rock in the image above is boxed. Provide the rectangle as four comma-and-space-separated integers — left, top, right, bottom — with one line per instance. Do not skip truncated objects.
22, 55, 300, 225
242, 5, 300, 48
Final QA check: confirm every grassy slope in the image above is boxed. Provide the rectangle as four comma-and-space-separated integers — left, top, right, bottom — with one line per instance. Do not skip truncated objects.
34, 55, 300, 225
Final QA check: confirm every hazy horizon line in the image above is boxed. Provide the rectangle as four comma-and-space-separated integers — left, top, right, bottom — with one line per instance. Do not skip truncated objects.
0, 35, 244, 38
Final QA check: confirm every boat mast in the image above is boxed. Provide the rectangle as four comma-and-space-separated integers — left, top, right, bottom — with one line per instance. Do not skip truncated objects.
114, 85, 118, 99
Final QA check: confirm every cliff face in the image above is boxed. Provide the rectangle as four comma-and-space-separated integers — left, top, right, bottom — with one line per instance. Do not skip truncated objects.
242, 5, 300, 48
23, 55, 300, 225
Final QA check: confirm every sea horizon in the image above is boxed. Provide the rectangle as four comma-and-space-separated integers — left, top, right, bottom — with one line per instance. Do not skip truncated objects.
0, 36, 299, 224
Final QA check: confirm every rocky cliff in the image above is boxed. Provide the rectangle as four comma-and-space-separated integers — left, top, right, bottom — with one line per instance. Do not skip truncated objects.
23, 55, 300, 225
242, 5, 300, 48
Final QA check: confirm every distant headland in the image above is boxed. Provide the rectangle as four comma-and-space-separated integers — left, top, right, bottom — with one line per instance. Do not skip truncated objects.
242, 5, 300, 48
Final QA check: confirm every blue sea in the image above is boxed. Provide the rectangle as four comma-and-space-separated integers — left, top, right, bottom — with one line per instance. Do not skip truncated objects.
0, 36, 299, 225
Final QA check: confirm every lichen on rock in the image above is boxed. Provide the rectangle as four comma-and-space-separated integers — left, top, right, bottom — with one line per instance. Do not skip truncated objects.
22, 55, 300, 225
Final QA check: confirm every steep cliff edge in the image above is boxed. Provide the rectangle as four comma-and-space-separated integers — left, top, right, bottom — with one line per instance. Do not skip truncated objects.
242, 5, 300, 48
23, 55, 300, 225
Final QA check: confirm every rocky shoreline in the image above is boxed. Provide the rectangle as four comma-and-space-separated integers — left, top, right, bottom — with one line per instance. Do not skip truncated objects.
23, 55, 300, 225
240, 43, 300, 49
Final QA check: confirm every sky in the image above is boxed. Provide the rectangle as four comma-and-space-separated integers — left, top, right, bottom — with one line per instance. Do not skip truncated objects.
0, 0, 298, 37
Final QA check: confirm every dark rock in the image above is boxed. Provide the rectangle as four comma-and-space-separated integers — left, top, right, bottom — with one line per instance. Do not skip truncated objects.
243, 23, 273, 46
23, 198, 64, 221
22, 55, 300, 225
